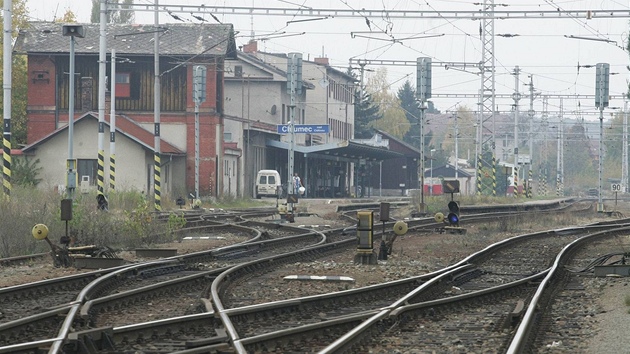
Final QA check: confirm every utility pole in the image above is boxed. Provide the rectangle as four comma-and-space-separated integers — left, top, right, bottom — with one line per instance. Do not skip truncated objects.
417, 57, 431, 213
109, 49, 116, 191
193, 65, 207, 199
62, 24, 86, 199
287, 53, 302, 218
540, 96, 549, 196
2, 0, 12, 198
454, 112, 459, 179
556, 98, 563, 196
526, 75, 535, 198
596, 63, 610, 212
512, 66, 521, 197
153, 0, 162, 211
560, 99, 564, 195
623, 98, 628, 193
480, 0, 497, 197
97, 0, 107, 199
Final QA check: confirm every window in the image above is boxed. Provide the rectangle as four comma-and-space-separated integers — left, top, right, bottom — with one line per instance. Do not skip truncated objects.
224, 132, 232, 142
115, 72, 131, 98
77, 159, 97, 186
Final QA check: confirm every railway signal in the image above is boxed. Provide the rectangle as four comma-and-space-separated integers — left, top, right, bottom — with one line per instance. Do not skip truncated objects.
447, 201, 460, 226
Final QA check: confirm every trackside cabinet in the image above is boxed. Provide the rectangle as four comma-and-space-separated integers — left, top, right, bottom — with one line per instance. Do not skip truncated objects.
356, 210, 373, 251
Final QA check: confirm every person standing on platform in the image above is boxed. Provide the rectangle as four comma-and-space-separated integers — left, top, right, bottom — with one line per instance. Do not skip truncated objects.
293, 173, 303, 194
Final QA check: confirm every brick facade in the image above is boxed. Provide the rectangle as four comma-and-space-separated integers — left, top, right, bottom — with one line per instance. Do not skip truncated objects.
24, 54, 224, 196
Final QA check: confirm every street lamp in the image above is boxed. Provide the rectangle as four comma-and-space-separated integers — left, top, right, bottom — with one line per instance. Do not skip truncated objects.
62, 24, 85, 199
429, 148, 436, 195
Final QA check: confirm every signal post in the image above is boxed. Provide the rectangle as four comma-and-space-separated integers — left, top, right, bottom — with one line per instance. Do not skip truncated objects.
435, 180, 466, 234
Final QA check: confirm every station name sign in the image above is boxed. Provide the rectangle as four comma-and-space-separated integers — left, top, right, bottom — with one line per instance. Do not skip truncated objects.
277, 124, 330, 134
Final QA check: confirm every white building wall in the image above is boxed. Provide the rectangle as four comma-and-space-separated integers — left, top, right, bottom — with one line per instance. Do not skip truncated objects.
28, 119, 185, 196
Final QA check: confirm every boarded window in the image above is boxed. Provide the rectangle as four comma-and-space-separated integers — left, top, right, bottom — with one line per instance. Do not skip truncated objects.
115, 72, 131, 98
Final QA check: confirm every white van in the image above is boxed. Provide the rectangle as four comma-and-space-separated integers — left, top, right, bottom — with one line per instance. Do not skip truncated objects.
255, 170, 282, 199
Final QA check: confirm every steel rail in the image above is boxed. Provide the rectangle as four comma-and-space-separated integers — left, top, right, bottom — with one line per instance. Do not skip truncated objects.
506, 225, 630, 353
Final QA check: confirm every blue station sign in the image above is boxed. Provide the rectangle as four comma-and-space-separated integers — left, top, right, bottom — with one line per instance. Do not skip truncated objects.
277, 124, 330, 134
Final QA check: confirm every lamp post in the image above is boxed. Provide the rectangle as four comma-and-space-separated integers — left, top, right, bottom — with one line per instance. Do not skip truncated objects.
430, 148, 436, 195
62, 25, 85, 199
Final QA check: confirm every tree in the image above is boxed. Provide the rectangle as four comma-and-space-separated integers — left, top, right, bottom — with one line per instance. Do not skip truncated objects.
397, 81, 422, 148
91, 0, 135, 24
57, 8, 77, 23
366, 68, 409, 139
563, 123, 597, 189
0, 0, 29, 145
354, 89, 381, 139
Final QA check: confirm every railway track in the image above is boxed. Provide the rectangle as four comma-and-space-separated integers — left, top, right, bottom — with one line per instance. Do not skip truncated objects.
0, 198, 622, 353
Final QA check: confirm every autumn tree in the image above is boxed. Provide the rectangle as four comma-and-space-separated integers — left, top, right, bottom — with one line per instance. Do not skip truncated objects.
57, 8, 77, 23
441, 106, 478, 166
91, 0, 135, 24
0, 0, 29, 145
366, 67, 408, 139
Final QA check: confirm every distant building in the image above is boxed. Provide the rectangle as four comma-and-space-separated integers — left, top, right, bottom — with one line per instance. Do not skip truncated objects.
14, 22, 237, 196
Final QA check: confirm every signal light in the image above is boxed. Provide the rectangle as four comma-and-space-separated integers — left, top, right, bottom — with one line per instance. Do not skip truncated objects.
447, 201, 460, 226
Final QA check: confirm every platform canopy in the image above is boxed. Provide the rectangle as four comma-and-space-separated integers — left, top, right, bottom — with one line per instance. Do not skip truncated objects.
266, 139, 404, 163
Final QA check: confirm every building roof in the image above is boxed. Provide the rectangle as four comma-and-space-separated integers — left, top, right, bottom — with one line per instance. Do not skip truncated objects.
22, 112, 184, 155
224, 52, 316, 90
266, 139, 404, 162
424, 164, 473, 178
14, 22, 237, 58
249, 51, 356, 83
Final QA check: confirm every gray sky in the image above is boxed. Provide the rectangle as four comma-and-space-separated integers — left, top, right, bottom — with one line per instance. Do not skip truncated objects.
24, 0, 630, 121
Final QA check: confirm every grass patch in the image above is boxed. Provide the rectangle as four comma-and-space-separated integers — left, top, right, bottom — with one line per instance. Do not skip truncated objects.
0, 187, 188, 257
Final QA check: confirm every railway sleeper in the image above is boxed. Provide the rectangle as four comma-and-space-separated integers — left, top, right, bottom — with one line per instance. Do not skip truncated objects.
137, 264, 189, 279
67, 327, 115, 354
452, 268, 484, 285
503, 299, 525, 329
215, 249, 258, 260
185, 328, 229, 348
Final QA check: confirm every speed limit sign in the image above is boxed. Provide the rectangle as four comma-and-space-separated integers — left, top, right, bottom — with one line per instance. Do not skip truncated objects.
611, 183, 622, 192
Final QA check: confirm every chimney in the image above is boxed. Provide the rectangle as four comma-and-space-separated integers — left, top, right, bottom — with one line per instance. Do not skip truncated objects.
243, 40, 258, 53
314, 57, 329, 66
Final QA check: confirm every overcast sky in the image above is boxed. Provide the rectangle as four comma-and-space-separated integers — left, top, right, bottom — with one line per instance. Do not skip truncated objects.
23, 0, 630, 122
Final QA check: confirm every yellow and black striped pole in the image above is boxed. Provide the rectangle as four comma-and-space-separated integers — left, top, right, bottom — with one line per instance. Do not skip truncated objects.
153, 5, 161, 212
97, 148, 105, 196
3, 1, 12, 198
527, 168, 533, 198
514, 167, 518, 197
109, 154, 115, 190
97, 0, 107, 198
476, 153, 482, 195
2, 122, 10, 197
154, 151, 161, 210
